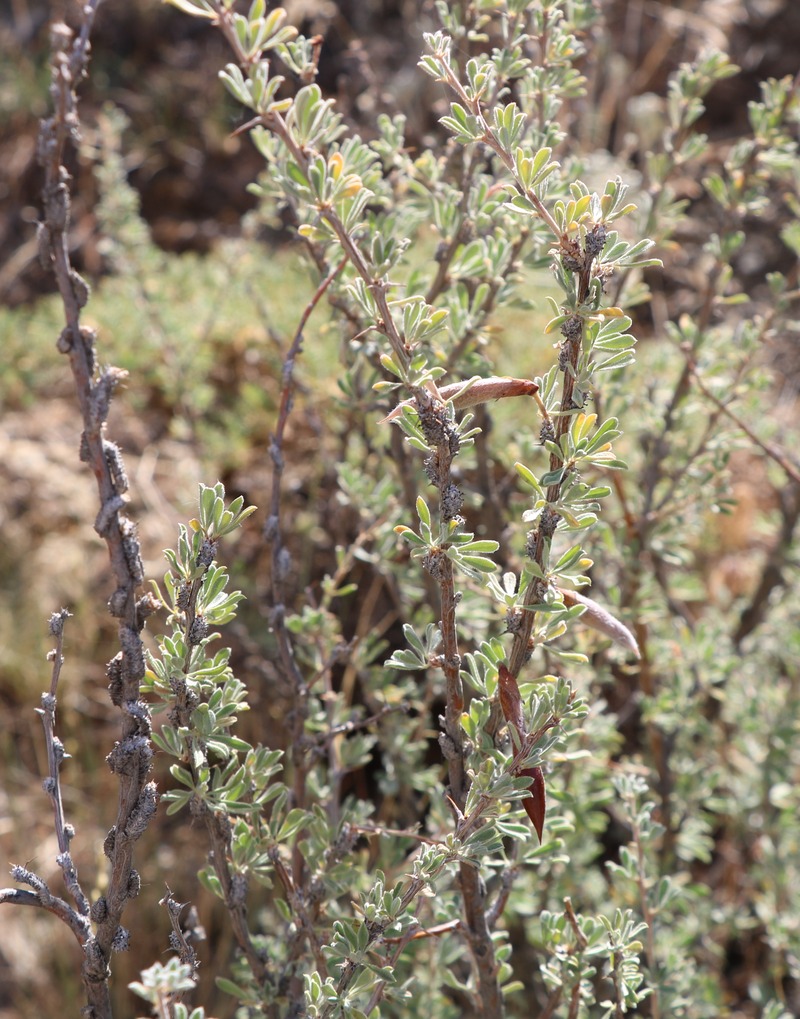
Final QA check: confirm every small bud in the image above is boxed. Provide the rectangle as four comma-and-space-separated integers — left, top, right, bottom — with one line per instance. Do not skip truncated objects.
45, 181, 70, 234
80, 326, 97, 375
125, 782, 158, 840
120, 517, 144, 585
70, 269, 90, 308
188, 615, 209, 646
136, 592, 160, 620
107, 652, 124, 706
50, 22, 73, 51
106, 734, 151, 778
103, 441, 128, 495
94, 495, 126, 537
57, 326, 75, 354
276, 546, 291, 580
417, 400, 449, 446
505, 608, 523, 635
560, 236, 583, 273
119, 626, 145, 683
90, 366, 128, 429
584, 223, 608, 259
524, 530, 540, 559
124, 698, 152, 737
195, 539, 217, 569
48, 608, 72, 636
36, 222, 52, 268
230, 873, 248, 906
560, 315, 582, 343
540, 507, 560, 537
438, 729, 459, 760
423, 451, 439, 485
422, 547, 447, 581
90, 897, 109, 923
441, 482, 463, 520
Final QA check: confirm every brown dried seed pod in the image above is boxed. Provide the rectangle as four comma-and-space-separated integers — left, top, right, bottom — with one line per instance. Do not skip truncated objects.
381, 376, 538, 423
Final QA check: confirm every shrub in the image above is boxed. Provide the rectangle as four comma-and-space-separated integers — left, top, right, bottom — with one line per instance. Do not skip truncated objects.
2, 1, 799, 1017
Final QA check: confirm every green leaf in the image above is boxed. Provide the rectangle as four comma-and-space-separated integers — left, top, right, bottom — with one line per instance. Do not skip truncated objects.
540, 468, 566, 487
216, 976, 255, 1000
515, 462, 545, 496
277, 808, 309, 841
164, 0, 216, 18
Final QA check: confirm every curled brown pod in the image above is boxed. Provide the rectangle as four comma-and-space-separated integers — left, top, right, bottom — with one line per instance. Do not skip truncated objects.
521, 766, 546, 843
497, 663, 524, 736
381, 376, 538, 423
498, 664, 546, 843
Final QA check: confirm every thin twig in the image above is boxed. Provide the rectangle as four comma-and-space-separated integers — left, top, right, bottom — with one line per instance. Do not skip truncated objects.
628, 795, 661, 1019
0, 602, 158, 986
159, 888, 201, 977
419, 390, 503, 1015
364, 914, 431, 1015
302, 704, 407, 749
506, 250, 597, 681
266, 255, 348, 695
268, 255, 346, 838
348, 822, 443, 845
0, 877, 90, 943
428, 41, 563, 242
564, 897, 587, 949
265, 109, 412, 365
687, 353, 800, 486
37, 609, 90, 918
734, 479, 800, 646
268, 849, 330, 977
485, 851, 518, 928
29, 7, 159, 1015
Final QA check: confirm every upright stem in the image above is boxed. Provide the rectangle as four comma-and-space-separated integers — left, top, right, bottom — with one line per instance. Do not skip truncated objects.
422, 402, 503, 1016
39, 7, 159, 1015
507, 253, 596, 679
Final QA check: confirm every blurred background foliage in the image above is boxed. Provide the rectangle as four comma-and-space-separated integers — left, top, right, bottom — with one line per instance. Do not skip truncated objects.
1, 1, 799, 1017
